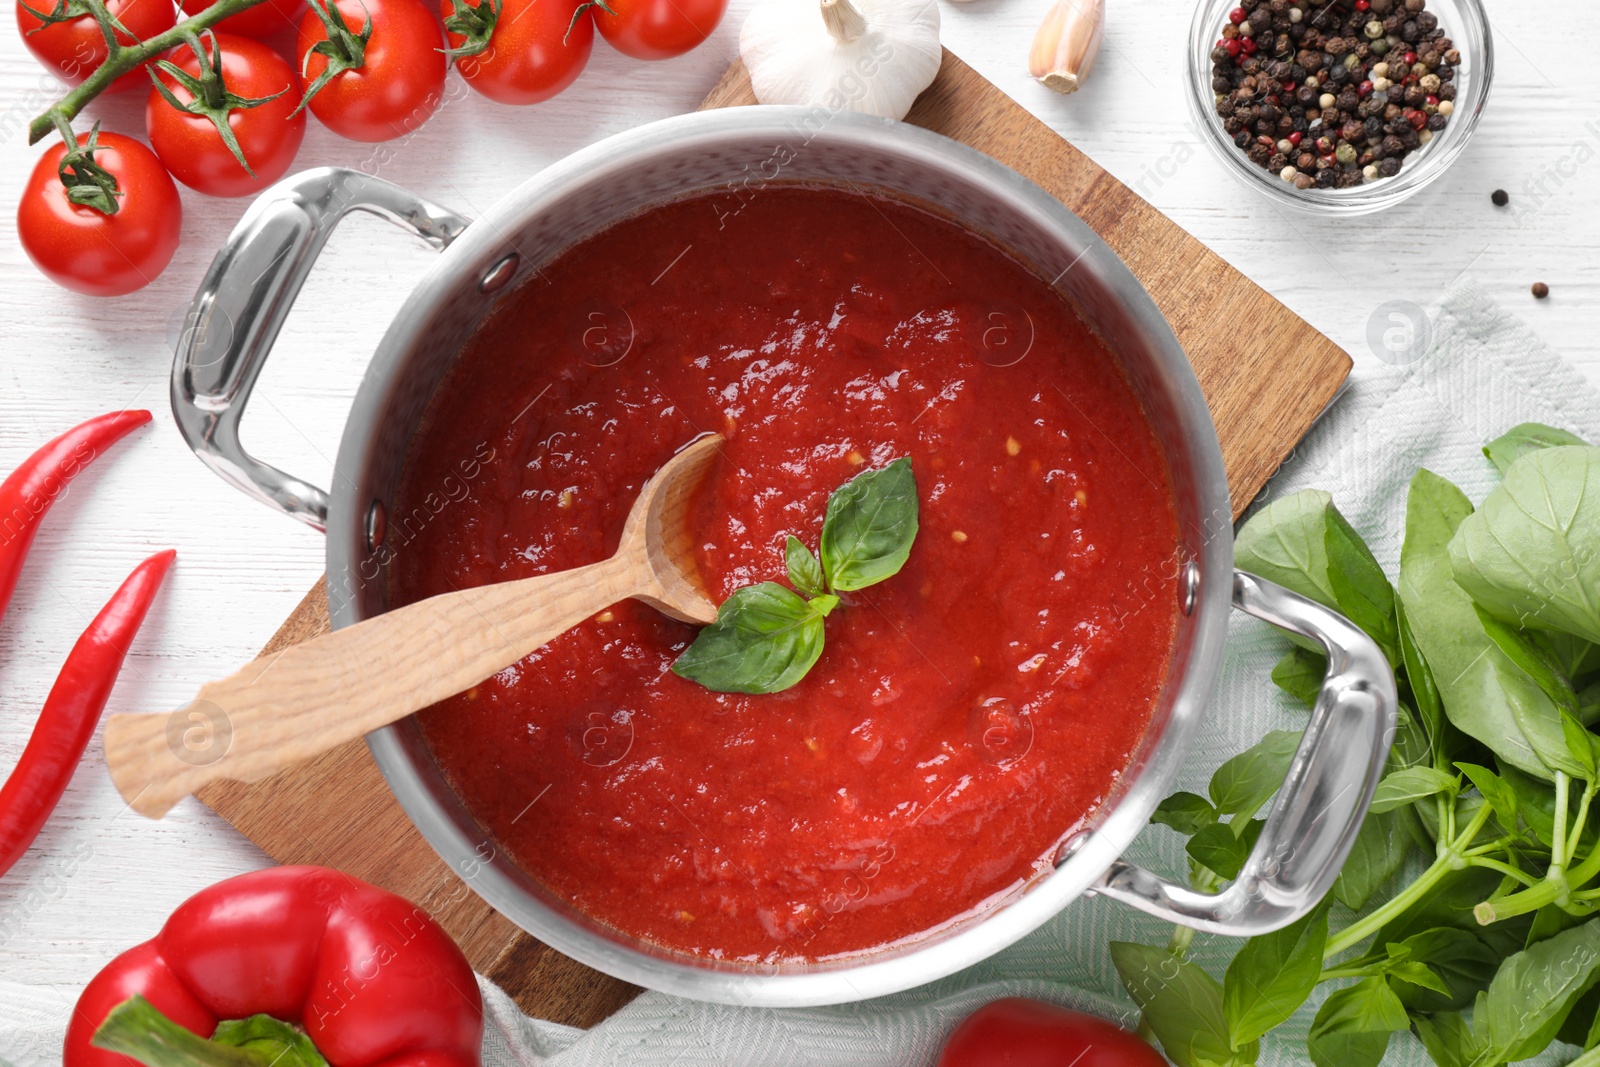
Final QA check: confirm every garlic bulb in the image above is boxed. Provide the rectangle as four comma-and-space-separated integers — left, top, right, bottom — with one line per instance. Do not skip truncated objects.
1029, 0, 1104, 94
740, 0, 942, 122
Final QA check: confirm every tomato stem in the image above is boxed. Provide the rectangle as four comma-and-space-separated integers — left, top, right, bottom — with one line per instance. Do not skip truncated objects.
294, 0, 371, 114
440, 0, 498, 60
147, 30, 289, 177
26, 0, 273, 145
49, 114, 122, 215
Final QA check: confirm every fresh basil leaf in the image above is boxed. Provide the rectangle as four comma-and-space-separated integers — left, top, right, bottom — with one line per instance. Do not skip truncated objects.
1527, 904, 1590, 949
1546, 629, 1600, 684
1387, 927, 1501, 1013
1271, 647, 1325, 709
1383, 959, 1450, 995
1500, 762, 1557, 848
671, 582, 827, 694
1398, 600, 1449, 766
1563, 710, 1600, 782
1209, 731, 1302, 817
1450, 445, 1600, 645
1223, 905, 1328, 1048
1235, 489, 1339, 608
818, 457, 918, 593
1324, 504, 1399, 659
1413, 1011, 1484, 1067
1453, 763, 1518, 830
1153, 791, 1219, 836
1472, 915, 1600, 1062
1306, 977, 1407, 1067
1333, 808, 1411, 910
784, 536, 826, 598
1111, 942, 1255, 1067
1369, 766, 1458, 814
1398, 469, 1564, 780
1187, 820, 1264, 881
1475, 605, 1582, 716
1483, 422, 1588, 476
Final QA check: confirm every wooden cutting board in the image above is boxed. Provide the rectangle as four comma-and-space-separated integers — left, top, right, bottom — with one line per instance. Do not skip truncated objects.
196, 50, 1351, 1028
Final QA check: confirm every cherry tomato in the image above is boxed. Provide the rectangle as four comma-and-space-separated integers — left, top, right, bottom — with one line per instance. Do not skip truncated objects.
18, 129, 182, 297
177, 0, 307, 38
145, 33, 306, 198
937, 999, 1168, 1067
442, 0, 590, 106
16, 0, 175, 91
591, 0, 723, 61
297, 0, 446, 141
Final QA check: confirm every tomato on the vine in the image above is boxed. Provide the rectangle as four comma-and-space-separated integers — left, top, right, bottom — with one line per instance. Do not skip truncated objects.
296, 0, 446, 141
18, 126, 181, 297
15, 0, 175, 91
441, 0, 589, 106
146, 32, 305, 198
590, 0, 724, 61
936, 999, 1167, 1067
177, 0, 307, 38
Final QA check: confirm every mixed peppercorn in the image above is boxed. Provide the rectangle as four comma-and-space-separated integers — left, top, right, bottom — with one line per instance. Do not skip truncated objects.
1210, 0, 1460, 189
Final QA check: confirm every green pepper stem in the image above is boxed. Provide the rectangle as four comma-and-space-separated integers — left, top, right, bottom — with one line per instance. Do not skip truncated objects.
27, 0, 269, 144
92, 996, 272, 1067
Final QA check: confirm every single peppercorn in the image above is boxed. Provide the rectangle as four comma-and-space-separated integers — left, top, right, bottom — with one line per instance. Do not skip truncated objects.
1532, 282, 1549, 299
1491, 189, 1509, 206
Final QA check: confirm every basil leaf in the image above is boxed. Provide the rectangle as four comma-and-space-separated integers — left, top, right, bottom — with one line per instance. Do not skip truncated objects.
1369, 766, 1458, 814
1152, 791, 1219, 836
1223, 905, 1328, 1048
1333, 808, 1411, 910
784, 536, 826, 598
1475, 605, 1581, 715
1383, 960, 1450, 996
671, 582, 827, 694
1306, 977, 1407, 1067
1398, 599, 1448, 766
1323, 504, 1399, 660
1111, 942, 1255, 1067
1235, 489, 1338, 607
1483, 422, 1588, 476
1387, 927, 1501, 1013
1270, 647, 1325, 708
1449, 445, 1600, 645
1454, 762, 1518, 830
1472, 915, 1600, 1062
1208, 731, 1302, 817
1527, 904, 1590, 949
1500, 763, 1557, 848
818, 457, 918, 592
1413, 1011, 1484, 1067
1187, 819, 1264, 881
1398, 469, 1563, 780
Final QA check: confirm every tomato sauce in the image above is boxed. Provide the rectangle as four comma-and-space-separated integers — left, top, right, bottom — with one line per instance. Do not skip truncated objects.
391, 186, 1180, 961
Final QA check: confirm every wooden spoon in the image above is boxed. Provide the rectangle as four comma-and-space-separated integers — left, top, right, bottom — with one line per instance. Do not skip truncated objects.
105, 433, 724, 819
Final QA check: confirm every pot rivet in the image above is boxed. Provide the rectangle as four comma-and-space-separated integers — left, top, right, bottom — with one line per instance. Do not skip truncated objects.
1181, 559, 1201, 616
479, 253, 520, 294
1055, 833, 1091, 868
365, 499, 387, 551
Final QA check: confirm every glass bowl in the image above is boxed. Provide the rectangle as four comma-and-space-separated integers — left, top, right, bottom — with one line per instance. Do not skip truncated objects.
1186, 0, 1493, 216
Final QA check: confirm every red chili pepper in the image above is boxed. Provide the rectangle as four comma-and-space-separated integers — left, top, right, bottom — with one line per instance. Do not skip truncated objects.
0, 550, 174, 879
937, 998, 1166, 1067
0, 411, 152, 627
66, 866, 483, 1067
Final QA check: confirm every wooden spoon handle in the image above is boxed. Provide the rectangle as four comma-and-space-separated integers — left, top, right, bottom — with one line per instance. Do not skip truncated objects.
105, 553, 636, 818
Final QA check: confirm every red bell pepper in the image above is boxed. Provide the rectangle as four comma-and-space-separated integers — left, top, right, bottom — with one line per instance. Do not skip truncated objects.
0, 549, 175, 879
937, 998, 1166, 1067
65, 866, 484, 1067
0, 410, 151, 626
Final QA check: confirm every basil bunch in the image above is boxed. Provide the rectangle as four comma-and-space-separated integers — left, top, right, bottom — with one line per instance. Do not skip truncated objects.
1115, 425, 1600, 1067
671, 457, 918, 695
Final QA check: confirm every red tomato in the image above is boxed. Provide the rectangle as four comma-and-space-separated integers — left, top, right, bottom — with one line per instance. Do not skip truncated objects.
297, 0, 446, 141
591, 0, 723, 60
16, 0, 175, 91
442, 0, 590, 106
18, 129, 182, 297
145, 33, 305, 198
177, 0, 308, 38
937, 999, 1168, 1067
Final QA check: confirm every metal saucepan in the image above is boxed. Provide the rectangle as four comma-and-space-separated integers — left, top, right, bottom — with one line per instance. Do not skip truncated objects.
171, 108, 1394, 1008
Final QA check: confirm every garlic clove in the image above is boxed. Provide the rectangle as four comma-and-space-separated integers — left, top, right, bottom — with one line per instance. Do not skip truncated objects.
1028, 0, 1104, 95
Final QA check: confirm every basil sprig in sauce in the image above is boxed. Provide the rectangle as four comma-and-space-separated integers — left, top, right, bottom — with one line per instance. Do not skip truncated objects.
671, 457, 918, 695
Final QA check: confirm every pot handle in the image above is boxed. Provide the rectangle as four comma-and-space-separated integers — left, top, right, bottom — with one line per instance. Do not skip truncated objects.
170, 167, 471, 532
1090, 570, 1397, 937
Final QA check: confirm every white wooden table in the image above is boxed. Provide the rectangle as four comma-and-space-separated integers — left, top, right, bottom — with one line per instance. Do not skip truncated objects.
0, 0, 1592, 1000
